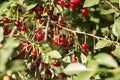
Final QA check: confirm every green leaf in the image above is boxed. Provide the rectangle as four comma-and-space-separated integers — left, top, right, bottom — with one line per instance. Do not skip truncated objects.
100, 8, 116, 14
62, 56, 71, 63
95, 40, 110, 49
0, 27, 4, 42
114, 17, 120, 38
27, 3, 37, 10
77, 71, 94, 80
0, 38, 19, 71
95, 53, 118, 68
113, 45, 120, 59
63, 63, 87, 75
83, 0, 100, 7
47, 50, 62, 59
109, 0, 119, 3
8, 60, 26, 72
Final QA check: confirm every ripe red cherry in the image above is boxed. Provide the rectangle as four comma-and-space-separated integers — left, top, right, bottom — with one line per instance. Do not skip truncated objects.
36, 5, 44, 12
59, 37, 65, 42
58, 73, 66, 78
110, 50, 114, 56
14, 21, 21, 27
35, 33, 43, 39
19, 49, 26, 55
20, 26, 27, 31
81, 8, 88, 15
53, 61, 61, 67
70, 0, 81, 4
81, 43, 88, 49
39, 19, 44, 24
47, 10, 53, 16
36, 27, 42, 33
52, 38, 59, 45
71, 56, 78, 63
69, 2, 77, 9
58, 0, 65, 7
2, 17, 9, 23
32, 48, 38, 54
58, 17, 64, 23
64, 2, 70, 7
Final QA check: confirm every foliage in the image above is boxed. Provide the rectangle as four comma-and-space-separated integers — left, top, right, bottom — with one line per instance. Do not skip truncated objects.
0, 0, 120, 80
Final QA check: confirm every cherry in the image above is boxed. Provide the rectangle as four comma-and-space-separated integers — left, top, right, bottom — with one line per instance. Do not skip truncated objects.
20, 40, 27, 46
81, 8, 88, 15
29, 55, 37, 61
53, 61, 61, 67
3, 75, 12, 80
58, 73, 66, 78
58, 17, 64, 23
70, 0, 81, 4
2, 17, 9, 23
39, 19, 44, 24
47, 10, 53, 16
45, 69, 52, 75
34, 14, 42, 19
35, 33, 43, 40
51, 15, 58, 21
27, 45, 31, 52
81, 43, 89, 49
41, 62, 48, 66
32, 48, 38, 54
59, 37, 65, 42
64, 2, 70, 7
36, 27, 42, 33
58, 0, 65, 7
20, 26, 27, 31
110, 50, 114, 56
63, 40, 68, 46
19, 49, 26, 55
36, 5, 44, 12
14, 21, 21, 27
52, 38, 59, 45
69, 2, 77, 9
71, 56, 78, 63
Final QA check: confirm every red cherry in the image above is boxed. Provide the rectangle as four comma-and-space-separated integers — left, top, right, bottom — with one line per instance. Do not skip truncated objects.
81, 8, 88, 15
27, 45, 31, 52
41, 62, 48, 66
19, 49, 26, 55
36, 5, 44, 12
35, 33, 43, 39
36, 27, 42, 32
47, 10, 53, 16
53, 61, 61, 67
32, 48, 38, 54
58, 0, 65, 7
59, 37, 65, 42
58, 73, 66, 78
52, 38, 59, 45
34, 14, 42, 19
81, 43, 88, 49
20, 40, 27, 46
2, 17, 9, 23
64, 2, 70, 7
20, 26, 27, 31
58, 17, 64, 23
14, 21, 21, 27
69, 2, 77, 9
110, 50, 114, 56
51, 15, 58, 21
70, 0, 81, 4
39, 19, 44, 24
71, 56, 78, 63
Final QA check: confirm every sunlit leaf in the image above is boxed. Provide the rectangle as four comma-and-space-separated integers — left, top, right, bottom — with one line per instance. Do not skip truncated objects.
95, 53, 118, 68
83, 0, 100, 7
63, 63, 87, 75
95, 40, 110, 49
47, 50, 62, 59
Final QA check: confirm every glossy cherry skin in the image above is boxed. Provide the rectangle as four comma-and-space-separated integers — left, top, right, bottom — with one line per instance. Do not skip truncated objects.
81, 8, 88, 15
53, 61, 61, 67
14, 21, 21, 27
2, 17, 9, 23
32, 48, 38, 54
20, 26, 27, 31
81, 43, 89, 49
58, 73, 66, 78
35, 33, 43, 40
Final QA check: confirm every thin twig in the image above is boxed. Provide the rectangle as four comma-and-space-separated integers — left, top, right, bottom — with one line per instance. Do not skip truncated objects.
58, 25, 106, 40
44, 0, 54, 41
